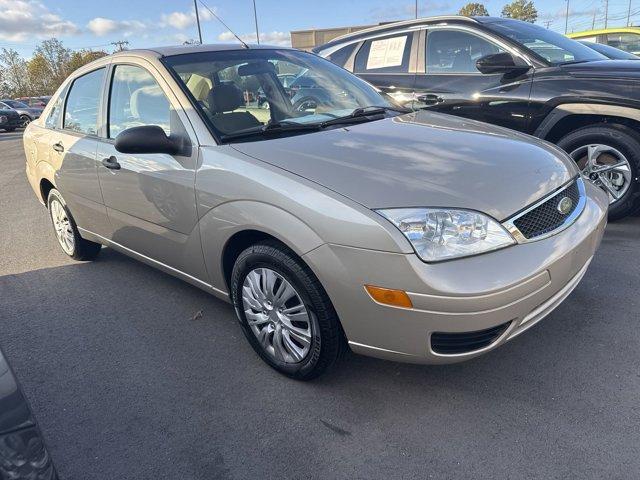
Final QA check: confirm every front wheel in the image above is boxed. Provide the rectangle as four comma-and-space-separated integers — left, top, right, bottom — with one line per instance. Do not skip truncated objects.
230, 241, 344, 380
47, 189, 102, 261
558, 124, 640, 220
19, 115, 31, 128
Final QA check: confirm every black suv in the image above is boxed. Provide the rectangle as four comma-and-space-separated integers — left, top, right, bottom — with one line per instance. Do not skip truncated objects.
315, 17, 640, 219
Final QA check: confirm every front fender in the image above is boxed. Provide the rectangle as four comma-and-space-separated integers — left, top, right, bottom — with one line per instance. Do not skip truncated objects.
199, 200, 325, 292
534, 103, 640, 139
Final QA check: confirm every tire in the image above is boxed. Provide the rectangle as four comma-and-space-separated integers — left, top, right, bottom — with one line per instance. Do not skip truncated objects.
230, 240, 344, 380
557, 124, 640, 220
47, 189, 102, 261
19, 115, 31, 128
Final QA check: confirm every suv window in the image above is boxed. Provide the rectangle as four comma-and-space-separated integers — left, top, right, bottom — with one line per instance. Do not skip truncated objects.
45, 92, 65, 129
354, 33, 413, 74
427, 30, 504, 74
109, 64, 171, 138
63, 68, 105, 135
326, 43, 358, 68
606, 33, 640, 54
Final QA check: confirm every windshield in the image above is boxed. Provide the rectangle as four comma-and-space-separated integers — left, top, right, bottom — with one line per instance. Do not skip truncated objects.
485, 20, 607, 65
163, 49, 396, 142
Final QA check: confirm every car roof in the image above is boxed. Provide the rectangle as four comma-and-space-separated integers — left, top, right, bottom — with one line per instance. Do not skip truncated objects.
314, 16, 516, 51
113, 43, 291, 59
567, 27, 640, 37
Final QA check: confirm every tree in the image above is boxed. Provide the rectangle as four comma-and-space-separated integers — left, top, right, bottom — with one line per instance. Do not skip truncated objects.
501, 0, 538, 22
0, 48, 30, 97
459, 3, 490, 16
66, 50, 108, 76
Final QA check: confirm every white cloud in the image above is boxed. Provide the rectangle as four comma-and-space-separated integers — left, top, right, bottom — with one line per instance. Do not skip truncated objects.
218, 31, 291, 46
0, 0, 79, 41
87, 17, 147, 37
160, 7, 215, 30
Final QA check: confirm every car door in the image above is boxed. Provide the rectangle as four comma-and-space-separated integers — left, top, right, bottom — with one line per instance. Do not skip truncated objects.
413, 26, 534, 132
96, 60, 205, 278
48, 67, 112, 238
351, 31, 418, 107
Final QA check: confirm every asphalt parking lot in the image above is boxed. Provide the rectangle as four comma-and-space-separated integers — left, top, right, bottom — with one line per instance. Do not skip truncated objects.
1, 130, 639, 479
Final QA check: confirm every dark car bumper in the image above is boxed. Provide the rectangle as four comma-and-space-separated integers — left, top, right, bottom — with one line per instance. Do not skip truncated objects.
0, 112, 21, 130
0, 349, 57, 479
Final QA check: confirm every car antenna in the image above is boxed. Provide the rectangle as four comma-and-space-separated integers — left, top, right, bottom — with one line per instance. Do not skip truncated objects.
198, 0, 250, 49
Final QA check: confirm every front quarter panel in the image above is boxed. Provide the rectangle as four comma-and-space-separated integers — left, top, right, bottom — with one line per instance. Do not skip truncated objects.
196, 146, 412, 292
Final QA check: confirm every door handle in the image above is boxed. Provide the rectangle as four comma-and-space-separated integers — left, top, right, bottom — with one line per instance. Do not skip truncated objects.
417, 94, 444, 105
52, 142, 64, 153
101, 156, 121, 170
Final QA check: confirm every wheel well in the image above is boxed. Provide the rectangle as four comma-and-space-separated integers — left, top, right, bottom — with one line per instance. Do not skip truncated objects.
39, 179, 55, 204
221, 230, 280, 290
544, 114, 640, 143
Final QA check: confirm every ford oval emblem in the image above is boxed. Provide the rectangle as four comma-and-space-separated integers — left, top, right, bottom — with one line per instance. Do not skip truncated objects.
557, 196, 573, 215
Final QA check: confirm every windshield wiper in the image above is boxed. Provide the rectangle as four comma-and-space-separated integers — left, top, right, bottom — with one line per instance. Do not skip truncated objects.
319, 105, 408, 128
219, 121, 321, 142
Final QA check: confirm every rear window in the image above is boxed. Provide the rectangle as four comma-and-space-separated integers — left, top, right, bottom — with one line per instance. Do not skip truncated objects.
64, 68, 105, 135
354, 33, 413, 74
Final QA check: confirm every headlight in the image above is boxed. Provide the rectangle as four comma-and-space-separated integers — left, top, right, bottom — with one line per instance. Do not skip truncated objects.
377, 208, 515, 262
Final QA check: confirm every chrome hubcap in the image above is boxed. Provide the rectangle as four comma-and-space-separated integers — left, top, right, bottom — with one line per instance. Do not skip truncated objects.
570, 144, 632, 205
50, 199, 75, 255
241, 268, 313, 364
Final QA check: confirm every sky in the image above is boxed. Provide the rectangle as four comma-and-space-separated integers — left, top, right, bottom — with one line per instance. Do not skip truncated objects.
1, 0, 639, 57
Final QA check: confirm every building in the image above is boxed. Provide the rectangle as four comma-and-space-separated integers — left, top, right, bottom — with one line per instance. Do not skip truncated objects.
291, 23, 387, 50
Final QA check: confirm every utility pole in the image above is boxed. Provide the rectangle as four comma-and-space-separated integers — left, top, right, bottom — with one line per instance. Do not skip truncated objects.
543, 20, 552, 28
627, 0, 632, 26
194, 0, 203, 44
111, 40, 129, 52
592, 9, 597, 28
564, 0, 570, 34
604, 0, 609, 28
253, 0, 259, 44
415, 0, 419, 18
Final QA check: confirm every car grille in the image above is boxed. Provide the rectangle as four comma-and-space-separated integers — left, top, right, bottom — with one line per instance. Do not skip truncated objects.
511, 179, 581, 240
431, 321, 511, 355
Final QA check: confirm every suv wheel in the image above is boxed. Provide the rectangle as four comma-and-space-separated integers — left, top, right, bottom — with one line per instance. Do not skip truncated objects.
230, 240, 344, 380
558, 124, 640, 220
47, 189, 102, 260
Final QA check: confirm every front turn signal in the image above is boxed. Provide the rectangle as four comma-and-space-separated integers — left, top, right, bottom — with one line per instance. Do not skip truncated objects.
364, 285, 413, 309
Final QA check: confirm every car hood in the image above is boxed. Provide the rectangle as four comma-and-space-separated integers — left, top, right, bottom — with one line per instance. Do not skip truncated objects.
231, 111, 577, 221
561, 59, 640, 79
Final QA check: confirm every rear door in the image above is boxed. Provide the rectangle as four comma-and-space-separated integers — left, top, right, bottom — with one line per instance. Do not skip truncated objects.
351, 31, 418, 107
413, 26, 534, 132
50, 67, 111, 237
96, 60, 204, 277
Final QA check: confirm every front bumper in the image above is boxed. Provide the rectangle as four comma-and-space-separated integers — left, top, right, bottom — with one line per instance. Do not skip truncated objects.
303, 181, 608, 364
0, 114, 20, 130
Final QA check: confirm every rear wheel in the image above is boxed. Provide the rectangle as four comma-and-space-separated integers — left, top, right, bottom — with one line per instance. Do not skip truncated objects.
558, 124, 640, 220
230, 240, 344, 380
47, 189, 102, 261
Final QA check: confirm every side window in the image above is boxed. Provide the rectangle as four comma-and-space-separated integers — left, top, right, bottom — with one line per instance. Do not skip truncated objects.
426, 30, 504, 74
64, 68, 105, 135
354, 33, 413, 74
326, 43, 358, 68
109, 65, 171, 138
606, 33, 640, 54
45, 92, 65, 129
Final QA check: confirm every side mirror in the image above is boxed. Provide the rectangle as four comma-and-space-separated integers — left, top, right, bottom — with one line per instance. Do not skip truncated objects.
115, 125, 182, 155
475, 52, 530, 75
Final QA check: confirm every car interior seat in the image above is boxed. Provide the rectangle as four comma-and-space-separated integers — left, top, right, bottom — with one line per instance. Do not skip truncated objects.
206, 83, 261, 134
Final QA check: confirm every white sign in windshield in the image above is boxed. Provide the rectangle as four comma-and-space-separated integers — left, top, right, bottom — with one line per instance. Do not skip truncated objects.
366, 36, 407, 70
